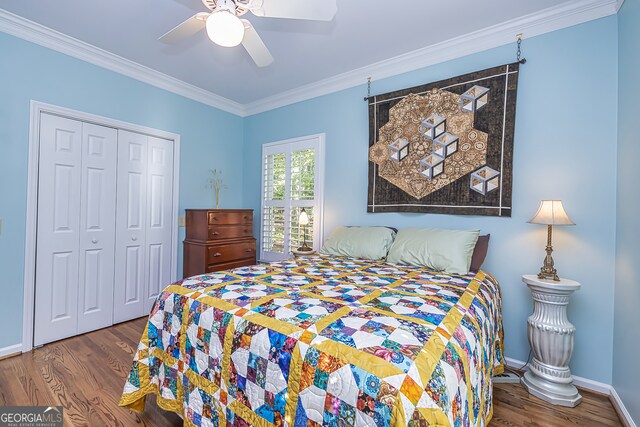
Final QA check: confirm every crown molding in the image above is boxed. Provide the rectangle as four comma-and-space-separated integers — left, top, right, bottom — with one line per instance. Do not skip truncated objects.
0, 0, 621, 117
0, 9, 245, 117
243, 0, 620, 116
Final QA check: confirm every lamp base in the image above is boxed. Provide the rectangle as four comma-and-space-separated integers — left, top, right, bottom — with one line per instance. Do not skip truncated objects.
297, 244, 312, 253
538, 268, 560, 282
538, 250, 560, 281
538, 224, 561, 281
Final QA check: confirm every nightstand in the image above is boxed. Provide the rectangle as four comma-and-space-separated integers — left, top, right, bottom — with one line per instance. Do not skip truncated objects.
521, 274, 582, 407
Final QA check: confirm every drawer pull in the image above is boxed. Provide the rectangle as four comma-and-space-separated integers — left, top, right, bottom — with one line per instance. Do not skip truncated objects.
213, 252, 222, 257
245, 248, 254, 253
243, 229, 248, 233
211, 231, 220, 236
212, 217, 218, 221
243, 215, 249, 220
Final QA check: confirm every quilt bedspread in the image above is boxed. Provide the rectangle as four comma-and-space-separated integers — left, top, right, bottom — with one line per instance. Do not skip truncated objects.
119, 255, 504, 427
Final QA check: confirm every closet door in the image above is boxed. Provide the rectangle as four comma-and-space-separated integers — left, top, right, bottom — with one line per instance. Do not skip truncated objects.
34, 114, 83, 346
113, 130, 148, 323
77, 123, 118, 333
145, 137, 174, 311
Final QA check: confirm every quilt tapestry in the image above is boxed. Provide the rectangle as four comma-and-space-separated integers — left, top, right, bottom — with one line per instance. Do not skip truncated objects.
120, 256, 504, 427
367, 63, 520, 216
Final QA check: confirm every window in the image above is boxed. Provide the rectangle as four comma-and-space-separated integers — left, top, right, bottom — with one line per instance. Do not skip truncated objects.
260, 134, 324, 262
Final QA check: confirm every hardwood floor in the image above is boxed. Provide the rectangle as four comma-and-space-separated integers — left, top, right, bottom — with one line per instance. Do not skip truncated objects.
0, 319, 182, 426
492, 382, 622, 426
0, 318, 623, 426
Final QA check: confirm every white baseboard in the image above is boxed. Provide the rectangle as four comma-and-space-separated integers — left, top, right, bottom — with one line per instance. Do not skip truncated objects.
504, 356, 637, 427
0, 343, 22, 359
504, 356, 611, 394
611, 387, 638, 427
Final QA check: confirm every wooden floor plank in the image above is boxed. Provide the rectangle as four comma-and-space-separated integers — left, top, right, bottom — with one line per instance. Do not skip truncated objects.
0, 318, 622, 426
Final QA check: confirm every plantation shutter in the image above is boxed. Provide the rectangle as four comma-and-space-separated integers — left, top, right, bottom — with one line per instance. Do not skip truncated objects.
260, 135, 324, 262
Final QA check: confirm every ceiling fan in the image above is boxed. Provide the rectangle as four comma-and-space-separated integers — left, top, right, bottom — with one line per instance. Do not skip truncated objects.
160, 0, 338, 67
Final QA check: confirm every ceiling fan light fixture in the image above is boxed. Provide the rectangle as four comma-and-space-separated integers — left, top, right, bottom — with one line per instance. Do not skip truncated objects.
206, 10, 245, 47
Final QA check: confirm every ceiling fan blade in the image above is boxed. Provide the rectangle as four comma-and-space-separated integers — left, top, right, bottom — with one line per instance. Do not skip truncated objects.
241, 20, 274, 67
159, 12, 209, 43
251, 0, 337, 21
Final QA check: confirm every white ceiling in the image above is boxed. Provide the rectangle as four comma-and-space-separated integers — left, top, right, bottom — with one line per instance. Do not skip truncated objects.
0, 0, 577, 104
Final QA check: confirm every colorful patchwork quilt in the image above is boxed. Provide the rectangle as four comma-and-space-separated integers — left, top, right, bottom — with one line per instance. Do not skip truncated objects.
120, 255, 504, 427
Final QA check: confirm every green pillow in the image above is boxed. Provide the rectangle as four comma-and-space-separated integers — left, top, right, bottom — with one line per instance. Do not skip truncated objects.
320, 226, 396, 260
386, 228, 480, 274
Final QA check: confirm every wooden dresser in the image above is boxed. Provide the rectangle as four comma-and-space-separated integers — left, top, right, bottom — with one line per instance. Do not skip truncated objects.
183, 209, 256, 278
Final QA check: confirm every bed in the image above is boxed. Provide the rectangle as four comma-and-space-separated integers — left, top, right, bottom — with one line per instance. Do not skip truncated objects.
119, 255, 503, 427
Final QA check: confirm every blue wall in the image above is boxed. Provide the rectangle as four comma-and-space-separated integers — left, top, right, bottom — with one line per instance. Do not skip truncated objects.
0, 32, 244, 349
0, 14, 626, 389
243, 17, 619, 383
614, 0, 640, 423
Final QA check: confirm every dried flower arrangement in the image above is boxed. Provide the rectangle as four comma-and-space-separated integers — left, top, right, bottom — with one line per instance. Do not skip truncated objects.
208, 169, 228, 209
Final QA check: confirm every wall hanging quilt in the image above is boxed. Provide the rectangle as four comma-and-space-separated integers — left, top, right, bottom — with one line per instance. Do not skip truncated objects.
368, 63, 520, 216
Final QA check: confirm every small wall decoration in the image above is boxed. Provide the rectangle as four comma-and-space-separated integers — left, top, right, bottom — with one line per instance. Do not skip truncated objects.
367, 63, 520, 216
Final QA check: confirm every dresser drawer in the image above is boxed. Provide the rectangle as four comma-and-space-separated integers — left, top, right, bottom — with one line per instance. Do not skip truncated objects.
207, 241, 256, 265
208, 211, 253, 225
208, 225, 253, 241
205, 259, 256, 273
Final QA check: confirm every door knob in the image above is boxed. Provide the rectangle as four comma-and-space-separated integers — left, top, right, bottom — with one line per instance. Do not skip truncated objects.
91, 238, 98, 244
132, 236, 138, 241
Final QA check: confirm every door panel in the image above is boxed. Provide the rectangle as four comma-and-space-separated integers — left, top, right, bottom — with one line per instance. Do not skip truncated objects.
124, 246, 143, 303
127, 172, 144, 228
34, 114, 83, 346
145, 137, 174, 310
50, 252, 73, 320
114, 130, 148, 323
77, 123, 117, 334
82, 249, 101, 312
147, 243, 163, 302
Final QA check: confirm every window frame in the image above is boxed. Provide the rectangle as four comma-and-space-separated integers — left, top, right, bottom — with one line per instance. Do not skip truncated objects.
259, 133, 325, 262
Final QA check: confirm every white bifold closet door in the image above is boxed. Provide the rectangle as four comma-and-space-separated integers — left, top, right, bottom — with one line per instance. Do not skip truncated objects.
34, 114, 117, 346
34, 115, 175, 346
113, 130, 174, 324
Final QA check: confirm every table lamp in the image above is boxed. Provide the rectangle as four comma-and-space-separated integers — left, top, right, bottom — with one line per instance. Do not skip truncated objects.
297, 208, 312, 252
528, 200, 575, 281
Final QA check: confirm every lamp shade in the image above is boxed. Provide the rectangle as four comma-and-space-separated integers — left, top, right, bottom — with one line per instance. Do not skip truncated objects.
206, 11, 245, 47
299, 209, 309, 226
528, 200, 575, 225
